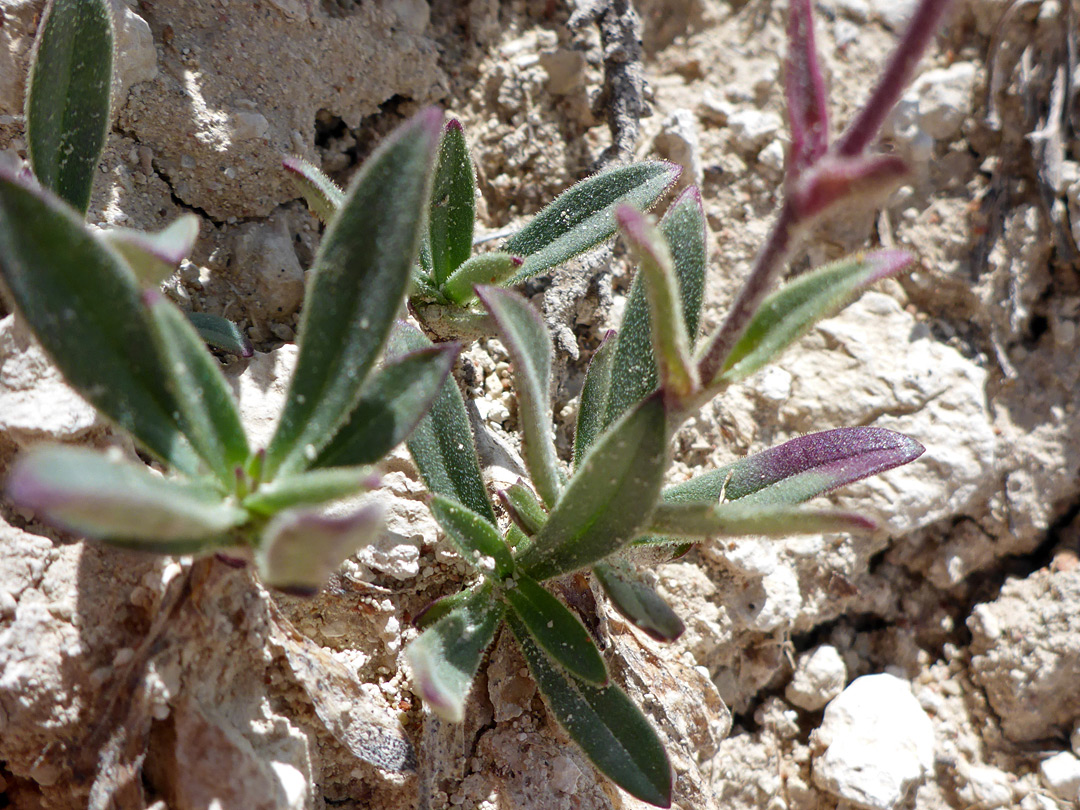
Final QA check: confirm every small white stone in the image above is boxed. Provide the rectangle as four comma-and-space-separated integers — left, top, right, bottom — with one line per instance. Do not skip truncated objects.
758, 366, 792, 403
270, 761, 309, 810
786, 645, 847, 711
728, 109, 783, 154
1040, 751, 1080, 803
653, 108, 703, 187
758, 139, 786, 172
549, 755, 582, 794
232, 111, 270, 141
963, 764, 1014, 809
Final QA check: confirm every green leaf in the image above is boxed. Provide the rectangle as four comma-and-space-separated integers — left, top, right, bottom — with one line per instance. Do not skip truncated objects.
144, 290, 250, 486
504, 162, 682, 282
429, 119, 477, 286
407, 585, 504, 722
6, 445, 247, 545
593, 561, 684, 642
243, 466, 376, 516
256, 503, 382, 596
477, 286, 561, 508
507, 611, 672, 807
283, 155, 345, 223
516, 394, 668, 581
266, 108, 442, 476
429, 495, 514, 579
647, 501, 877, 538
0, 173, 200, 474
616, 206, 698, 402
440, 252, 522, 306
603, 186, 707, 428
413, 589, 472, 630
313, 341, 459, 468
101, 214, 201, 288
25, 0, 113, 215
715, 250, 913, 386
504, 573, 607, 685
186, 311, 254, 358
392, 323, 496, 524
573, 330, 615, 468
499, 481, 548, 536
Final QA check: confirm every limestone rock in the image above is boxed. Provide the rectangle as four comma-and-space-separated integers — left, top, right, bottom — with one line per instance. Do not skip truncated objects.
786, 645, 848, 712
1040, 751, 1080, 804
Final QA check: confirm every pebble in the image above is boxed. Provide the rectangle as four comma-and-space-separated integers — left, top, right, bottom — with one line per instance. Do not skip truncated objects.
812, 673, 934, 810
786, 645, 847, 712
962, 764, 1014, 810
1040, 751, 1080, 803
653, 108, 703, 187
727, 109, 783, 155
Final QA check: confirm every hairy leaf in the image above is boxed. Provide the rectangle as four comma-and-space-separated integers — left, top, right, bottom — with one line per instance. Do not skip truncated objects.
440, 252, 522, 305
594, 561, 684, 642
243, 466, 377, 516
430, 495, 514, 579
186, 312, 255, 358
573, 330, 615, 468
504, 162, 681, 282
429, 119, 476, 286
499, 482, 548, 536
102, 214, 200, 288
283, 155, 345, 223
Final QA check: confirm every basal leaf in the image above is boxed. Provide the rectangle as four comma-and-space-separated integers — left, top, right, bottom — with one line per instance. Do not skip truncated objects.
242, 466, 377, 516
504, 162, 682, 282
407, 586, 504, 722
144, 290, 250, 486
647, 500, 877, 538
504, 573, 607, 685
662, 427, 924, 506
314, 342, 459, 468
283, 155, 345, 223
573, 330, 615, 468
429, 119, 476, 286
0, 172, 200, 474
429, 494, 514, 579
440, 252, 522, 305
101, 214, 200, 288
477, 286, 561, 508
25, 0, 113, 214
499, 481, 548, 536
716, 250, 913, 385
391, 322, 496, 524
413, 589, 472, 630
593, 561, 684, 642
186, 311, 254, 358
507, 611, 672, 807
516, 394, 668, 581
6, 445, 246, 544
266, 109, 441, 476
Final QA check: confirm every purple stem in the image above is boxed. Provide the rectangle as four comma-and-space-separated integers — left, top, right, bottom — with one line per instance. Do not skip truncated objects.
785, 0, 829, 180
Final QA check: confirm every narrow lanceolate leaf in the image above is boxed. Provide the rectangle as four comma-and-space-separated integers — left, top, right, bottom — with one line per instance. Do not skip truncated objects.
504, 573, 607, 685
0, 173, 200, 475
504, 162, 682, 282
407, 586, 504, 722
242, 466, 376, 517
573, 331, 615, 468
440, 252, 522, 305
477, 286, 561, 508
663, 426, 925, 506
25, 0, 113, 214
499, 482, 548, 536
429, 495, 514, 579
257, 503, 383, 596
616, 206, 698, 403
186, 312, 254, 358
785, 0, 829, 180
313, 342, 459, 468
392, 322, 495, 524
266, 109, 442, 476
102, 214, 201, 288
647, 501, 877, 538
517, 394, 668, 582
144, 290, 249, 486
507, 612, 672, 808
715, 250, 914, 386
593, 561, 684, 642
429, 119, 476, 286
413, 589, 472, 630
603, 187, 707, 429
788, 153, 908, 224
6, 445, 246, 545
283, 155, 345, 223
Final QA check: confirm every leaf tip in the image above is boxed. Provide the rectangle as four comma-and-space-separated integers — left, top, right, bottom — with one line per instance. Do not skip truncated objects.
445, 118, 464, 133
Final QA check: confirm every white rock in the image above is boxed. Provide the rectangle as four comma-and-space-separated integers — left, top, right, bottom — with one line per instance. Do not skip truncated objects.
757, 366, 792, 403
270, 761, 309, 809
727, 109, 783, 154
1040, 751, 1080, 803
653, 108, 703, 187
812, 673, 935, 810
867, 0, 918, 31
232, 111, 270, 141
110, 2, 158, 107
962, 764, 1014, 809
751, 565, 802, 632
386, 0, 430, 34
786, 645, 847, 711
908, 63, 978, 141
231, 343, 295, 449
232, 219, 306, 321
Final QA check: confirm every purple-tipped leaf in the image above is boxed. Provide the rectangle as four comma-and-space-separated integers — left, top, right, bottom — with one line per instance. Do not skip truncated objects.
594, 561, 685, 642
648, 501, 878, 538
499, 481, 548, 536
785, 0, 830, 180
788, 153, 909, 224
102, 214, 200, 287
257, 502, 383, 595
663, 426, 925, 506
283, 155, 345, 223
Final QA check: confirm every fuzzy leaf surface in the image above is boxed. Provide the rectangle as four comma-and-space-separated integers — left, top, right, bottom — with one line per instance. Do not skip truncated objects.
517, 394, 668, 581
507, 611, 672, 807
440, 252, 521, 305
243, 466, 376, 516
0, 173, 200, 474
186, 312, 254, 357
407, 587, 504, 722
283, 155, 345, 223
102, 214, 200, 287
648, 501, 877, 538
26, 0, 113, 214
6, 445, 246, 546
430, 495, 514, 578
428, 119, 476, 285
593, 561, 684, 642
478, 286, 561, 507
314, 342, 458, 468
392, 323, 496, 524
504, 162, 681, 282
505, 573, 607, 685
266, 109, 441, 476
499, 482, 548, 536
573, 331, 615, 467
